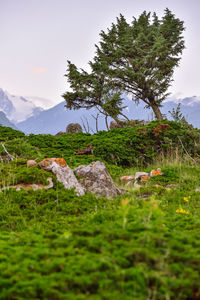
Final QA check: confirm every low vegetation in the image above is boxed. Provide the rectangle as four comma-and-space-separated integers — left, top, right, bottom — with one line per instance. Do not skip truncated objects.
0, 121, 200, 299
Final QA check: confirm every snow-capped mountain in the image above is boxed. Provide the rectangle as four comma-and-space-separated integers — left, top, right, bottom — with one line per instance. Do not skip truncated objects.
1, 87, 200, 134
25, 96, 57, 109
0, 88, 44, 123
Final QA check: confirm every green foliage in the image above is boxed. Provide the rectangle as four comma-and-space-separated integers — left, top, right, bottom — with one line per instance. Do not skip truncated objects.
0, 162, 52, 186
149, 167, 180, 185
0, 168, 200, 299
63, 9, 185, 120
0, 123, 200, 299
0, 125, 25, 141
63, 61, 125, 122
0, 138, 43, 160
168, 103, 188, 125
26, 120, 200, 167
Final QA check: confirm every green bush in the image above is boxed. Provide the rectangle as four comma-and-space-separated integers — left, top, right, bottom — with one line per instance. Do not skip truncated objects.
26, 120, 200, 167
0, 122, 200, 299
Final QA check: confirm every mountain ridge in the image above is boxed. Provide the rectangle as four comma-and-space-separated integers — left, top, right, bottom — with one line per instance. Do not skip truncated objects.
17, 96, 200, 135
0, 111, 18, 130
0, 88, 44, 123
1, 87, 200, 134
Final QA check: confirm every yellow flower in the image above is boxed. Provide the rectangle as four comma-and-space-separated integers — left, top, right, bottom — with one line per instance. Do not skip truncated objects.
176, 206, 190, 215
183, 196, 190, 202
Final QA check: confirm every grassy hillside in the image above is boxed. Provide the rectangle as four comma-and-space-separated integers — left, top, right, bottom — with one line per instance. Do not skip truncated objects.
0, 122, 200, 299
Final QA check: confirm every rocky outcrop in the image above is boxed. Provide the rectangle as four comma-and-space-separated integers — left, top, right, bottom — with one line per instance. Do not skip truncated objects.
66, 123, 82, 133
39, 158, 85, 196
74, 161, 124, 198
37, 158, 123, 198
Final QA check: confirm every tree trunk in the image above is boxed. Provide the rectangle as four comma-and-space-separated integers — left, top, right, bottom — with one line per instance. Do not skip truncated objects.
105, 115, 109, 130
112, 116, 121, 124
119, 112, 129, 121
150, 103, 163, 120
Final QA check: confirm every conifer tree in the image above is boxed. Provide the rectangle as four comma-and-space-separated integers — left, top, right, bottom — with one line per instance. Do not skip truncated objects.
63, 9, 185, 120
63, 61, 126, 122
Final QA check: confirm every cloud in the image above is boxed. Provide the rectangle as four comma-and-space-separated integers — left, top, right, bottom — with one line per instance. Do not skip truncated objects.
31, 67, 46, 75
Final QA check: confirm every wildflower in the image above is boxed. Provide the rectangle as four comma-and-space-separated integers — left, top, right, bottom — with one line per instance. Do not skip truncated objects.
183, 196, 190, 202
176, 206, 190, 215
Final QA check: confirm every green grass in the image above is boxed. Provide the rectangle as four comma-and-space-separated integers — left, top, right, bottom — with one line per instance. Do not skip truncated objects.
0, 161, 200, 299
0, 123, 200, 299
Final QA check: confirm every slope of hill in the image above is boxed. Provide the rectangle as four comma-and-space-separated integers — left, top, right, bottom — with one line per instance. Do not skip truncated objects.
0, 111, 18, 130
0, 122, 200, 299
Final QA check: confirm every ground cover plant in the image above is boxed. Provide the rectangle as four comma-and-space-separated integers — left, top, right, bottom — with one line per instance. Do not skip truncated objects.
0, 123, 200, 299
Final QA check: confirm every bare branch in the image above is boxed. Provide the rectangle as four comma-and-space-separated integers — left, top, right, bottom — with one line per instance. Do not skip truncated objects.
1, 143, 15, 161
178, 136, 197, 165
91, 113, 99, 133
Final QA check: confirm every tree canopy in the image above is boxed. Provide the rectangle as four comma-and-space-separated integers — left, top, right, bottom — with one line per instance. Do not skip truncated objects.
63, 61, 126, 122
63, 9, 185, 121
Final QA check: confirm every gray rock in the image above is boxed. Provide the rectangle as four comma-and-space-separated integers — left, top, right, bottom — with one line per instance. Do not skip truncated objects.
39, 158, 85, 196
66, 123, 82, 133
74, 161, 123, 198
134, 172, 149, 181
55, 131, 65, 137
109, 120, 136, 129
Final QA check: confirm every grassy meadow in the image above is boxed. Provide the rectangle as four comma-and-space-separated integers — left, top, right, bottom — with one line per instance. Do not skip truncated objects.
0, 121, 200, 299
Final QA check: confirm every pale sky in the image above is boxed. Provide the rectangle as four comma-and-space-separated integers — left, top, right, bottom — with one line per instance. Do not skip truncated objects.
0, 0, 200, 106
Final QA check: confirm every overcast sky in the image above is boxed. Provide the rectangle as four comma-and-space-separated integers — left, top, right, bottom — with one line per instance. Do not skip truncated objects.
0, 0, 200, 107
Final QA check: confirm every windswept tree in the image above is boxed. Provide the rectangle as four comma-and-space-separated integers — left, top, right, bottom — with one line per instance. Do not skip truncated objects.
63, 61, 127, 123
63, 9, 185, 120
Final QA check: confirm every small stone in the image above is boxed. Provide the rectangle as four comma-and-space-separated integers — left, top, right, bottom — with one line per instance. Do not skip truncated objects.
149, 168, 162, 177
134, 172, 149, 181
27, 160, 38, 167
120, 175, 135, 184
